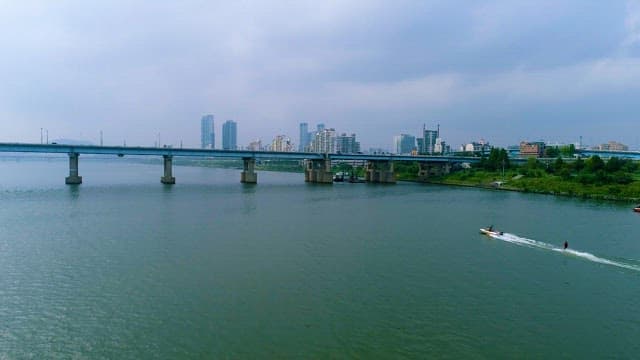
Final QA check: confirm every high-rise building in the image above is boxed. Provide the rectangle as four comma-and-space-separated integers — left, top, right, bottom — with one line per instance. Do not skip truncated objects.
336, 133, 360, 154
222, 120, 237, 150
247, 139, 262, 151
420, 124, 439, 154
310, 128, 336, 153
317, 123, 325, 133
393, 134, 416, 154
434, 138, 449, 154
299, 122, 310, 152
271, 135, 294, 152
200, 115, 215, 149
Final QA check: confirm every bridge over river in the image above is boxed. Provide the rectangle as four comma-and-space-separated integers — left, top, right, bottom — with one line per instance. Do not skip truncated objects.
0, 142, 487, 185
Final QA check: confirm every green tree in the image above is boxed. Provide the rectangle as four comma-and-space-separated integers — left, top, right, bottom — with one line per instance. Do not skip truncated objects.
574, 157, 585, 172
622, 159, 638, 173
585, 155, 605, 173
560, 144, 576, 156
526, 157, 539, 170
481, 148, 510, 171
605, 157, 623, 173
545, 146, 560, 158
612, 171, 633, 184
554, 157, 565, 171
547, 156, 565, 174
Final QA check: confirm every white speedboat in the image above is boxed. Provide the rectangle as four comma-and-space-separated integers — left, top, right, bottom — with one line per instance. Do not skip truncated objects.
480, 228, 503, 237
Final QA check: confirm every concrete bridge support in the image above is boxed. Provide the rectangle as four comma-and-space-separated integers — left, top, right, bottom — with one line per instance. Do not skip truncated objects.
417, 162, 451, 181
161, 155, 176, 184
304, 158, 333, 184
365, 160, 396, 183
65, 153, 82, 185
241, 157, 258, 184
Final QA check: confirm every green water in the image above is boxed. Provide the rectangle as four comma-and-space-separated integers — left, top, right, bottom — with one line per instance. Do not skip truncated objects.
1, 158, 639, 358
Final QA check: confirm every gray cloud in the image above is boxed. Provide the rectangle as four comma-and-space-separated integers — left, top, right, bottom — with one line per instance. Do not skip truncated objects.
0, 0, 638, 150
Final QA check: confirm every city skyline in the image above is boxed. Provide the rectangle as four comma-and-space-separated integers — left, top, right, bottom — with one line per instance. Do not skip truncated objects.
1, 2, 640, 149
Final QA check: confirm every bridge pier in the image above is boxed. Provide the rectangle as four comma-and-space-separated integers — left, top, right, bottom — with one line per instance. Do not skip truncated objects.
304, 158, 333, 184
417, 162, 451, 181
365, 160, 395, 183
161, 155, 176, 184
241, 157, 258, 184
65, 153, 82, 185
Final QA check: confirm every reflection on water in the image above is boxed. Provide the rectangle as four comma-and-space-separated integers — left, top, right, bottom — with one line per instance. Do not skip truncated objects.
242, 184, 257, 214
0, 160, 639, 358
67, 184, 80, 200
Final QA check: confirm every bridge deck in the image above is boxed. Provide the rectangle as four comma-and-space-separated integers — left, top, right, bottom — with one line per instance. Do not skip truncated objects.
0, 143, 481, 163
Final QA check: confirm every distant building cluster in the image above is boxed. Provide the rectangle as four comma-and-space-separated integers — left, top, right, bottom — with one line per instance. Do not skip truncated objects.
392, 124, 449, 155
336, 133, 360, 154
198, 114, 633, 156
270, 135, 294, 152
200, 115, 238, 150
197, 117, 360, 153
519, 141, 546, 157
594, 141, 628, 151
460, 139, 492, 154
417, 127, 439, 154
298, 123, 361, 154
247, 139, 262, 151
310, 126, 334, 153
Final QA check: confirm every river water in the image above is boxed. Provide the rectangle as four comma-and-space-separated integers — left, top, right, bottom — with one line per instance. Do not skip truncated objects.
0, 157, 639, 358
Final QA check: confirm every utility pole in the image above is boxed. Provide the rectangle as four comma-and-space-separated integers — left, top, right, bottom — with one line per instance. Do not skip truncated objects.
40, 128, 43, 144
46, 129, 48, 144
100, 131, 103, 146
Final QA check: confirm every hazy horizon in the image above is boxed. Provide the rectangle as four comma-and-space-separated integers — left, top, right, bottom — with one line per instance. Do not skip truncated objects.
1, 1, 640, 150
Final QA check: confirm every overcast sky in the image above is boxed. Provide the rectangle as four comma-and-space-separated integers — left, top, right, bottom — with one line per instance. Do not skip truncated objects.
1, 1, 640, 150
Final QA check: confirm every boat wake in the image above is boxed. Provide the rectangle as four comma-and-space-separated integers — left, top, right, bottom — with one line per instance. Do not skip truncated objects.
488, 232, 640, 272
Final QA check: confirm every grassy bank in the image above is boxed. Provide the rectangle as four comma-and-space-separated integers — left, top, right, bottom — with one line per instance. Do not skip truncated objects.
401, 150, 640, 202
428, 169, 640, 202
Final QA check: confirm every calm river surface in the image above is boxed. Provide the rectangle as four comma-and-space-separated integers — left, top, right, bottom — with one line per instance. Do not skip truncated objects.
1, 157, 639, 358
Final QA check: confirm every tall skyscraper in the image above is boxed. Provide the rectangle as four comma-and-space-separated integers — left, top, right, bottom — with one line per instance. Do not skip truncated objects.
222, 120, 237, 150
310, 128, 336, 153
420, 124, 439, 154
201, 115, 215, 149
393, 134, 416, 154
299, 122, 309, 152
336, 133, 360, 154
271, 135, 294, 152
247, 139, 262, 151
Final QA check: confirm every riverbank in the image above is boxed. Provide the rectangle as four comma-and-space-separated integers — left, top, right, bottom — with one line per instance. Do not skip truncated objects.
130, 155, 640, 202
420, 169, 640, 202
